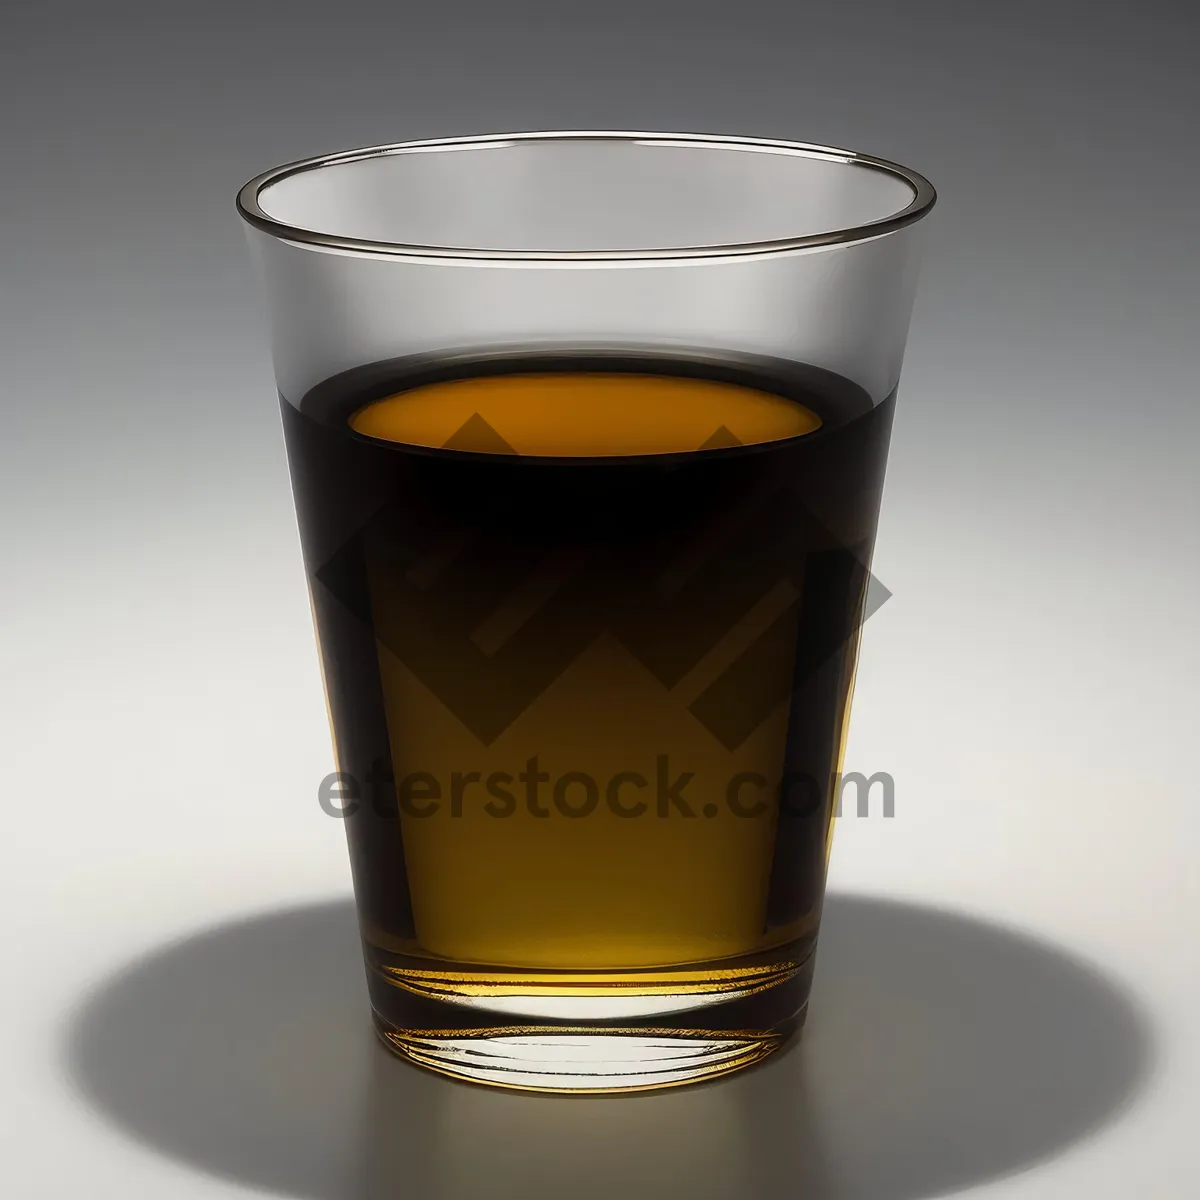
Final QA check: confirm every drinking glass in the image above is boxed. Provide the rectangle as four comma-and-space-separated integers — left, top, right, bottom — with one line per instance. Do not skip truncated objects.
237, 131, 935, 1092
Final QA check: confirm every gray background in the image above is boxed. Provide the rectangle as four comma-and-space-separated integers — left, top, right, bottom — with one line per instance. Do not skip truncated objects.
2, 2, 1197, 1198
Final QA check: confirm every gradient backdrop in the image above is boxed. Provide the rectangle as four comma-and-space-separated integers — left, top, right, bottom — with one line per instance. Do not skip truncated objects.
2, 2, 1197, 1198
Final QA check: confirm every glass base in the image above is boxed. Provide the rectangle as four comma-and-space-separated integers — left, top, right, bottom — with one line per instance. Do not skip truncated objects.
365, 942, 813, 1093
374, 1017, 801, 1092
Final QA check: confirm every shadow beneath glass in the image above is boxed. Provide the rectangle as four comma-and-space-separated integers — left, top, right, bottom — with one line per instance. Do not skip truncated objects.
64, 894, 1153, 1199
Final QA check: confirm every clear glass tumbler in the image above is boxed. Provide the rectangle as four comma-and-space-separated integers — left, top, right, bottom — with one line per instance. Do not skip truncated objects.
237, 131, 935, 1092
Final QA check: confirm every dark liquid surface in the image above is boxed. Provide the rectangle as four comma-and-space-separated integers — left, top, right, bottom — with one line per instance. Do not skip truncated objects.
282, 351, 893, 996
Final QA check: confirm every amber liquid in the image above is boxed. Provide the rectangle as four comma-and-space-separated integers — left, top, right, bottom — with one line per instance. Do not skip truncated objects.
281, 349, 893, 1089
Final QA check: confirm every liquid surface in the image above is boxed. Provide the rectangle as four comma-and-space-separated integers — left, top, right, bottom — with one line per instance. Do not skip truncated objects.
349, 371, 822, 456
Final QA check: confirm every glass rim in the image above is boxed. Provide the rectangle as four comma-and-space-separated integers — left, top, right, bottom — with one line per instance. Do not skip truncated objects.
236, 130, 937, 262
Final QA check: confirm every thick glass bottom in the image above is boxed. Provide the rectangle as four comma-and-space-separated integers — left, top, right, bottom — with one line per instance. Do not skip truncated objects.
375, 1021, 800, 1092
365, 942, 813, 1093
